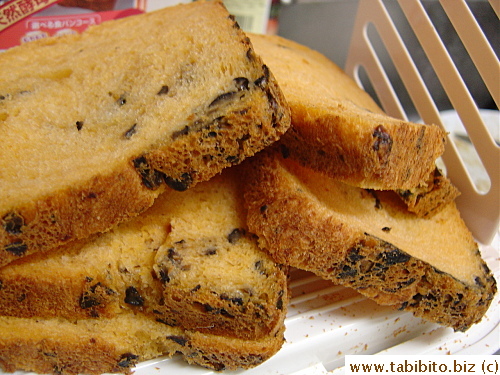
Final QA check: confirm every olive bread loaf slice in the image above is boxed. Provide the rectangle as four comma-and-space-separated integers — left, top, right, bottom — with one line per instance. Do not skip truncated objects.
242, 149, 496, 331
250, 33, 458, 215
0, 168, 288, 341
0, 313, 285, 374
0, 0, 290, 268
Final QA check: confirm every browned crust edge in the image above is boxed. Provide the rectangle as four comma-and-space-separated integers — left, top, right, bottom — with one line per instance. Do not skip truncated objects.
397, 168, 461, 218
0, 335, 136, 375
280, 102, 446, 191
0, 253, 289, 342
0, 166, 159, 269
0, 46, 290, 270
0, 320, 286, 374
242, 151, 496, 332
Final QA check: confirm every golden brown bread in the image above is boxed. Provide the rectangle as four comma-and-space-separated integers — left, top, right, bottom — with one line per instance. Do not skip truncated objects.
250, 33, 458, 217
242, 149, 496, 331
0, 168, 288, 343
0, 167, 289, 374
0, 1, 290, 269
0, 314, 286, 374
397, 167, 460, 217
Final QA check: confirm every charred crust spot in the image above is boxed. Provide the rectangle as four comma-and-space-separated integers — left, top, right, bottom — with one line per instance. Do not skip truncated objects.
475, 276, 485, 288
226, 155, 239, 163
279, 144, 290, 159
116, 94, 127, 106
157, 85, 169, 95
123, 123, 137, 139
203, 303, 214, 312
220, 294, 244, 306
166, 335, 189, 346
233, 77, 249, 91
372, 125, 393, 153
338, 264, 357, 279
254, 260, 268, 276
228, 14, 241, 29
76, 121, 84, 131
157, 268, 170, 283
117, 353, 139, 368
227, 228, 245, 244
209, 91, 237, 108
79, 282, 115, 309
204, 247, 217, 256
165, 173, 192, 192
202, 357, 226, 372
5, 240, 27, 256
132, 156, 165, 190
382, 227, 391, 232
254, 65, 270, 88
124, 286, 144, 306
347, 248, 364, 263
191, 284, 201, 293
172, 125, 190, 140
260, 205, 268, 213
378, 249, 410, 266
80, 294, 100, 309
246, 48, 255, 61
276, 290, 284, 310
3, 212, 24, 235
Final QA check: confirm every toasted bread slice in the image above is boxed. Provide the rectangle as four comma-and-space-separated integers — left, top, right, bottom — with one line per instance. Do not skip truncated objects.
397, 167, 460, 217
242, 149, 496, 331
0, 168, 288, 342
0, 1, 290, 268
0, 313, 285, 374
250, 33, 454, 205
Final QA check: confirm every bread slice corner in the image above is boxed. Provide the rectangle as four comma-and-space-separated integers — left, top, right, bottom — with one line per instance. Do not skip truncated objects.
242, 149, 496, 331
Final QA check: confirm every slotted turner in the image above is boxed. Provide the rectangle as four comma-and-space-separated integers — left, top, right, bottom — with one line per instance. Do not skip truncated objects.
344, 0, 499, 245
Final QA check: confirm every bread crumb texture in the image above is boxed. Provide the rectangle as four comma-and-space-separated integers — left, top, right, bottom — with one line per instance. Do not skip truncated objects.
0, 0, 291, 267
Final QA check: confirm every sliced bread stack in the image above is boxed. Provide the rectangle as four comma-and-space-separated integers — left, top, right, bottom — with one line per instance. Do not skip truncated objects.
249, 33, 460, 218
0, 1, 291, 374
243, 34, 496, 332
0, 168, 289, 374
0, 6, 496, 374
0, 0, 290, 268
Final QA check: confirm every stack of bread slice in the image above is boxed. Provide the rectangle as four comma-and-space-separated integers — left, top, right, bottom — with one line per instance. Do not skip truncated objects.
244, 34, 496, 332
0, 1, 291, 374
0, 2, 496, 375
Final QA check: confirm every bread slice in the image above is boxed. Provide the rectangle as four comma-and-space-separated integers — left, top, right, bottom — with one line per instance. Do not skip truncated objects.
0, 1, 290, 268
396, 167, 460, 218
0, 168, 288, 343
250, 33, 452, 196
242, 149, 496, 331
0, 313, 285, 374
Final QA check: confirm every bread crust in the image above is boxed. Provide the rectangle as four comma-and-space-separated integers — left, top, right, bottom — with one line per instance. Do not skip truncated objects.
0, 170, 289, 342
250, 33, 447, 190
243, 150, 496, 331
0, 315, 286, 374
0, 1, 291, 268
